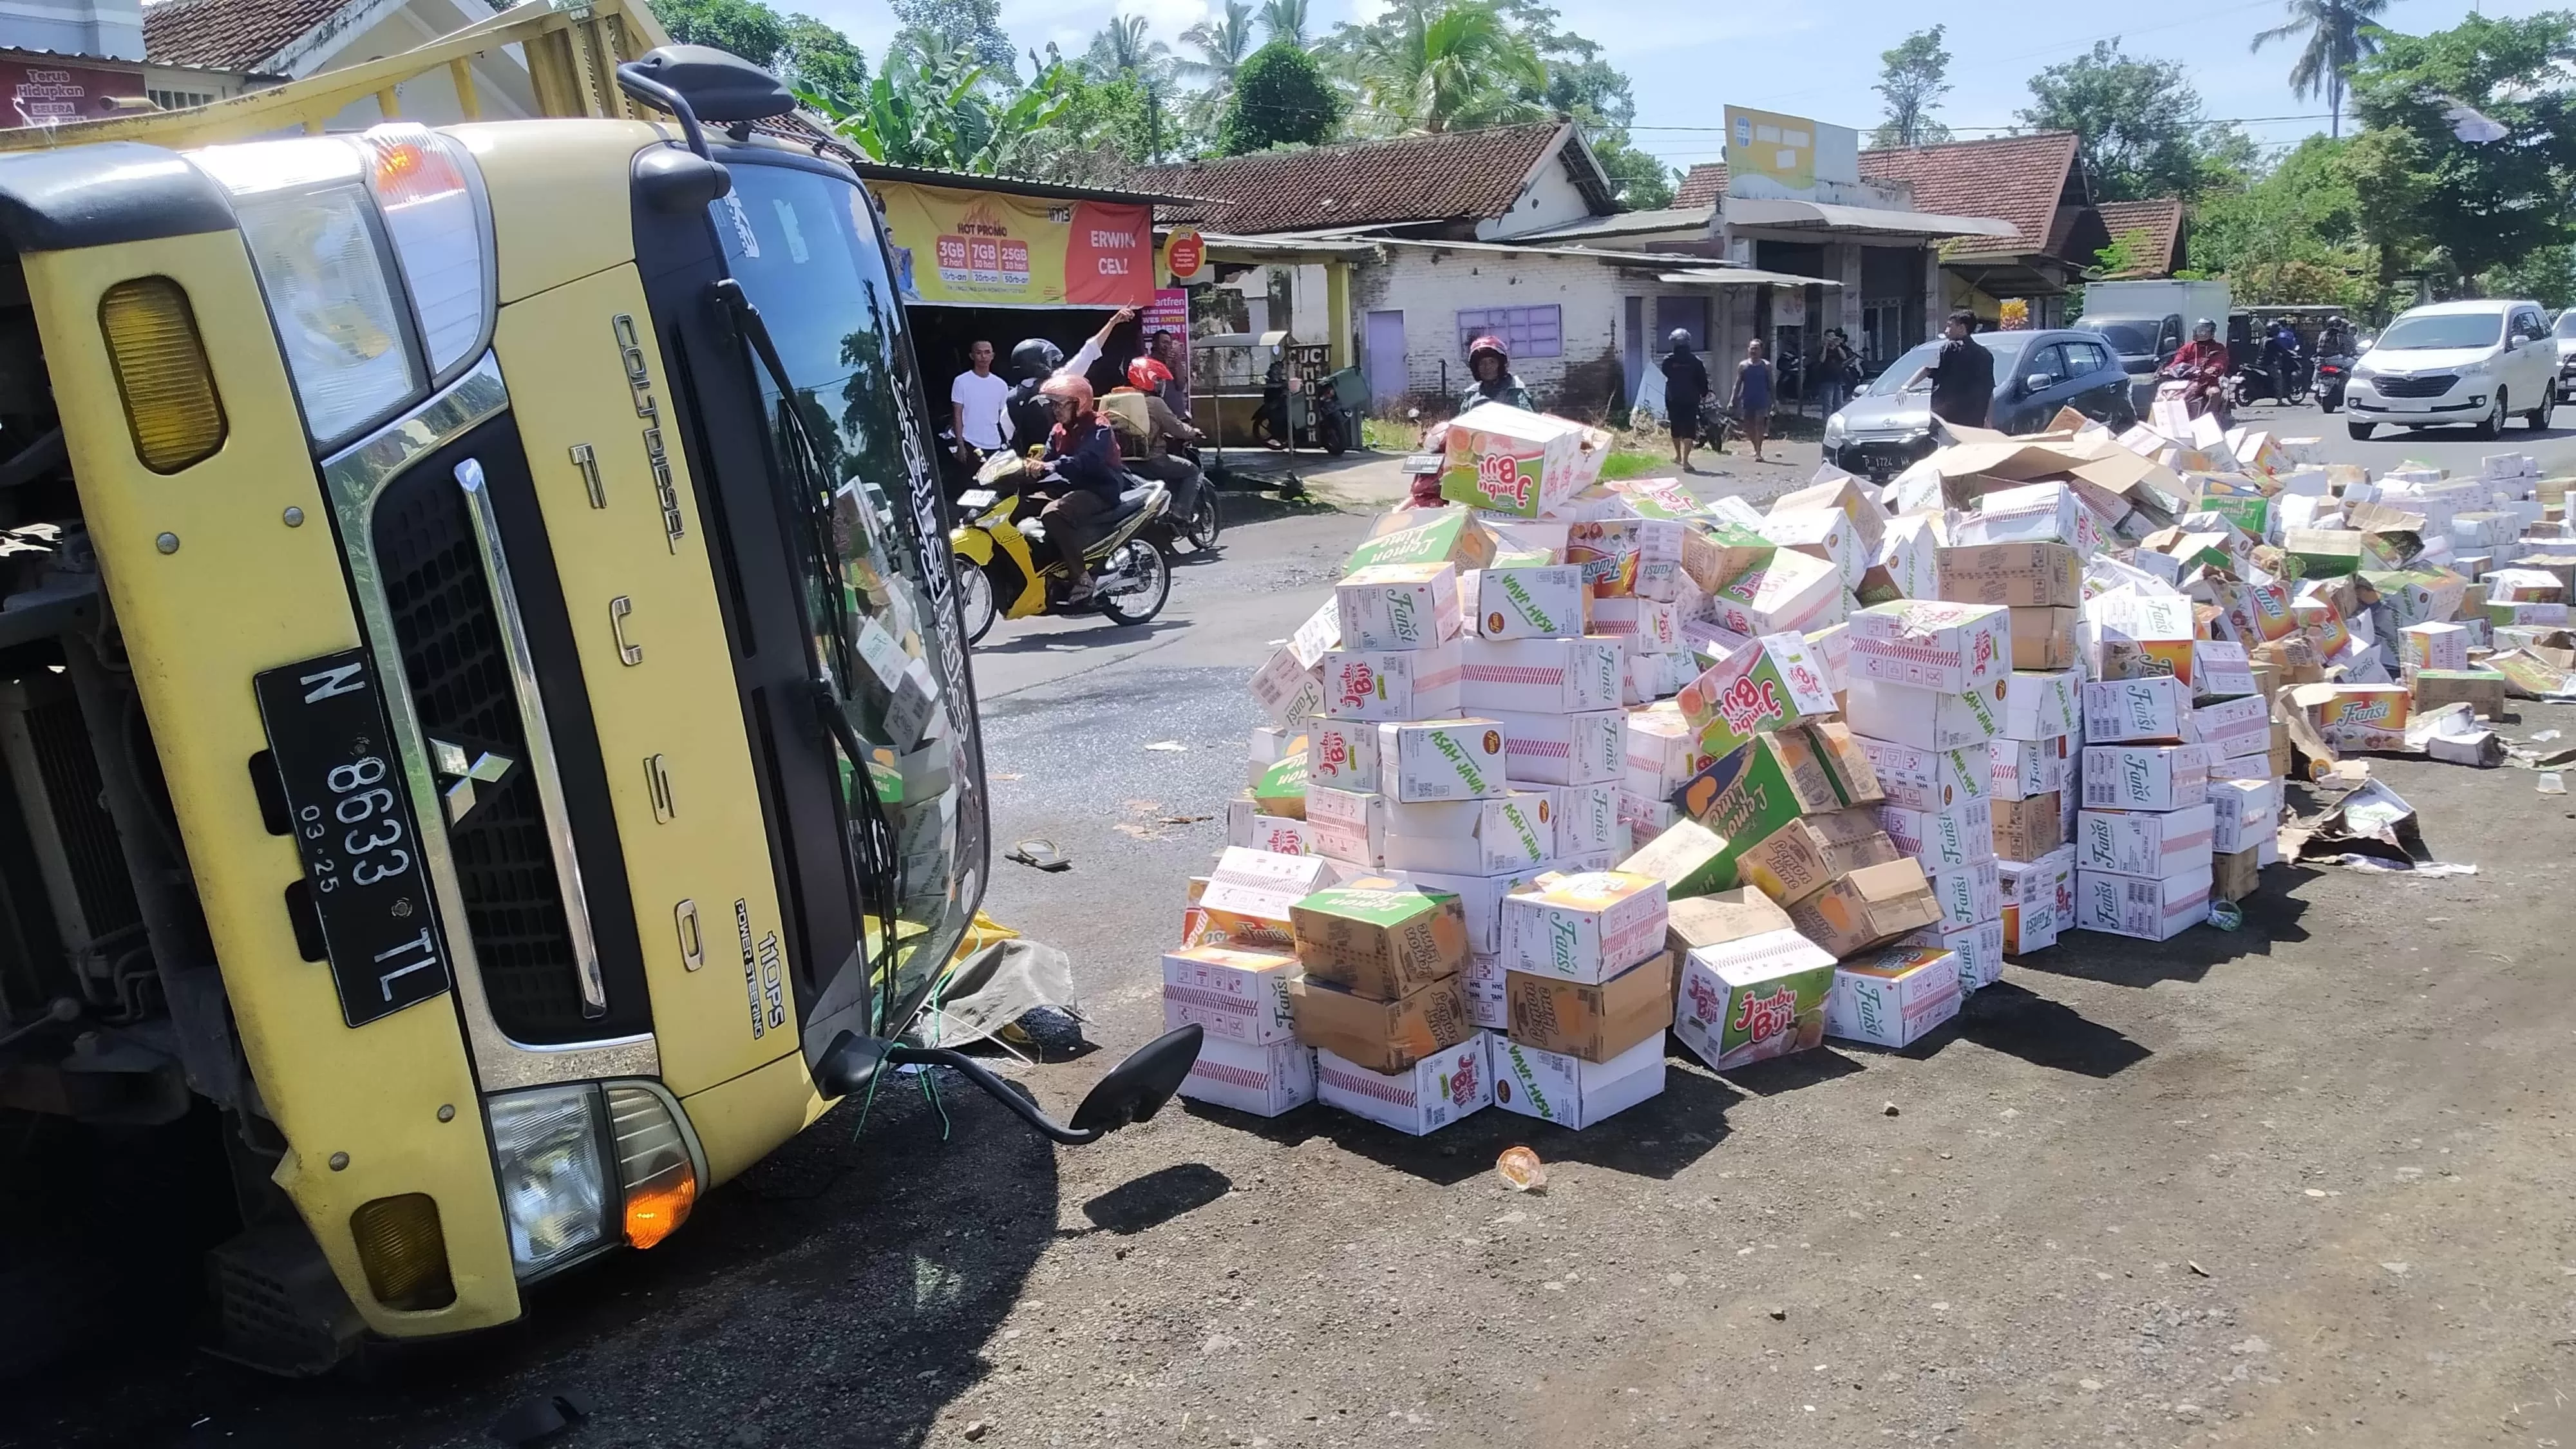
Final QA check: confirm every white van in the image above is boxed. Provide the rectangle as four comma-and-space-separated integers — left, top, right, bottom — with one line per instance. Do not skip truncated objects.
2344, 299, 2558, 440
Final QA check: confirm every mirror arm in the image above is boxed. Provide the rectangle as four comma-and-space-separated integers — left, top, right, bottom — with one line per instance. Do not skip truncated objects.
813, 1030, 1103, 1144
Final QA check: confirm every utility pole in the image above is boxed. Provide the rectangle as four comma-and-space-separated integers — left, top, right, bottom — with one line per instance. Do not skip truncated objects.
1148, 81, 1162, 164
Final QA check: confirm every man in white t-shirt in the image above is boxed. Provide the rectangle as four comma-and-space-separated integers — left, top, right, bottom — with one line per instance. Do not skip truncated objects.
949, 339, 1009, 460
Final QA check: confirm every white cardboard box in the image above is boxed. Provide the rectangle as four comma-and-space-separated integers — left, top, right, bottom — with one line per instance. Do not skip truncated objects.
1622, 707, 1698, 801
2081, 744, 2210, 811
1590, 596, 1681, 653
1953, 480, 2089, 548
1709, 548, 1845, 636
1197, 847, 1332, 952
1502, 871, 1670, 983
1546, 781, 1622, 854
1336, 563, 1462, 650
1490, 1032, 1666, 1130
1392, 862, 1555, 958
1484, 708, 1625, 786
1854, 736, 1993, 812
1307, 718, 1381, 793
1846, 601, 2012, 693
2206, 779, 2279, 855
1224, 800, 1312, 857
1826, 946, 1964, 1048
2192, 639, 2258, 699
1250, 645, 1325, 724
1179, 1037, 1316, 1117
1875, 798, 1996, 869
2188, 694, 2271, 759
1924, 857, 2003, 929
1458, 636, 1625, 714
1471, 564, 1586, 639
2073, 866, 2211, 941
2003, 670, 2080, 739
1991, 737, 2065, 802
1322, 641, 1462, 720
1304, 784, 1388, 868
1843, 675, 2005, 750
1162, 943, 1302, 1045
1379, 719, 1509, 802
1315, 1033, 1492, 1135
1461, 951, 1508, 1029
1381, 793, 1554, 875
2074, 804, 2215, 880
2083, 676, 2192, 743
1903, 918, 2003, 990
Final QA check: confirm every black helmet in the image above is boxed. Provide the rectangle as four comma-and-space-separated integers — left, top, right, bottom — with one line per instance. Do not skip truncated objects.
1667, 328, 1694, 350
1011, 337, 1065, 379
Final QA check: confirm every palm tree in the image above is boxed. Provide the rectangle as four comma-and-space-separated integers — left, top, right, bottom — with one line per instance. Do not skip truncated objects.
1343, 0, 1545, 134
1179, 0, 1259, 124
1258, 0, 1311, 48
1084, 14, 1174, 82
2251, 0, 2390, 138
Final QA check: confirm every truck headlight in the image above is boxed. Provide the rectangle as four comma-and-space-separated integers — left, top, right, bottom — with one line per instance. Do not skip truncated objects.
488, 1084, 612, 1278
1823, 414, 1847, 446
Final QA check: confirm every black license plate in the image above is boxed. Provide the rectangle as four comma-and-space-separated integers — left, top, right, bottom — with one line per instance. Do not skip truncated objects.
254, 649, 450, 1028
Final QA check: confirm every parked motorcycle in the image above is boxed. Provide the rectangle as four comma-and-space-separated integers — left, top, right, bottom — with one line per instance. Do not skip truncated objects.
949, 451, 1173, 643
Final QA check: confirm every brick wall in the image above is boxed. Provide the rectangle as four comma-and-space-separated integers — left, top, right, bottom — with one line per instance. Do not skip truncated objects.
1352, 247, 1638, 419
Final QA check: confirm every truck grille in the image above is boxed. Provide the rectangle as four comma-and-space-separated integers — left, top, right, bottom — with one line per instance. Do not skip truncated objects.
2373, 374, 2456, 399
372, 473, 593, 1043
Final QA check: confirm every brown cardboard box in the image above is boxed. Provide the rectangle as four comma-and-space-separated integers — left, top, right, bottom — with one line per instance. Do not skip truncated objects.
2268, 719, 2295, 779
1938, 542, 2083, 607
1733, 808, 1902, 905
1290, 884, 1470, 1000
2009, 606, 2078, 669
1505, 951, 1676, 1063
1288, 975, 1472, 1072
2213, 844, 2260, 903
1804, 720, 1888, 807
2410, 668, 2508, 719
1664, 889, 1797, 963
2516, 553, 2576, 596
1785, 858, 1944, 959
1993, 790, 2063, 861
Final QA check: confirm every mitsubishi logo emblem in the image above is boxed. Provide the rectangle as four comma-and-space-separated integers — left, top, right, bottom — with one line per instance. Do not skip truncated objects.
430, 737, 514, 825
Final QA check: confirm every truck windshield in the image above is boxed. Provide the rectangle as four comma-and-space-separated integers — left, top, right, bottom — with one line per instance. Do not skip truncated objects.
710, 161, 985, 1033
2086, 321, 2157, 357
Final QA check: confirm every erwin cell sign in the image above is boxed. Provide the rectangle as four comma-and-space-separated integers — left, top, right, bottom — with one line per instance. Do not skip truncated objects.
873, 181, 1153, 308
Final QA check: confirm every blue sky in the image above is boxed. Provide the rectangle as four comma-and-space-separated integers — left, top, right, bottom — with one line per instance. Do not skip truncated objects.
797, 0, 2561, 174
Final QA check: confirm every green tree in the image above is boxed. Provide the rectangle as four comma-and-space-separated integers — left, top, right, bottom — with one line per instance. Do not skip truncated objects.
1217, 38, 1341, 153
780, 14, 867, 104
1872, 26, 1953, 149
1180, 1, 1260, 126
2483, 244, 2576, 308
2251, 0, 2389, 138
1334, 0, 1546, 135
2020, 41, 2240, 201
885, 0, 1016, 75
2346, 13, 2576, 285
806, 50, 1073, 174
1085, 14, 1175, 82
2186, 137, 2382, 311
1491, 1, 1666, 207
1257, 0, 1312, 48
656, 0, 789, 72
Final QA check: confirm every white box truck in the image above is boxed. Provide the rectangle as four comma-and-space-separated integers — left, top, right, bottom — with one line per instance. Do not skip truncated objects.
2078, 279, 2231, 411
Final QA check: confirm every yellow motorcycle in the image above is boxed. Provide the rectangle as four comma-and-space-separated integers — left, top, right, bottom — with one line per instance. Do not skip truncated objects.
950, 450, 1174, 643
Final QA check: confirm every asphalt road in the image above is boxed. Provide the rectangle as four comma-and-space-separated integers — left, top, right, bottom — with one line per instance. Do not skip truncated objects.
19, 416, 2576, 1448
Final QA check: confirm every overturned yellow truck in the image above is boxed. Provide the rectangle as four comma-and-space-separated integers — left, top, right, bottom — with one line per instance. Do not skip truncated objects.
0, 1, 1194, 1375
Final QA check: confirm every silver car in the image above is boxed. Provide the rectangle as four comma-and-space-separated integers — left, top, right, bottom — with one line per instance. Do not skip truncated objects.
1823, 329, 2136, 480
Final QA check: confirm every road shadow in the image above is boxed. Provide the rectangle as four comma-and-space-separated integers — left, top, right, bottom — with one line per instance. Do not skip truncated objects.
1079, 1162, 1234, 1235
1953, 980, 2153, 1079
1713, 1044, 1868, 1096
972, 616, 1189, 656
2016, 878, 2314, 988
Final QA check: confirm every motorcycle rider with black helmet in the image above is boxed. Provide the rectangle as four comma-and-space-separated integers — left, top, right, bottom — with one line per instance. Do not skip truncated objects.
1004, 305, 1138, 448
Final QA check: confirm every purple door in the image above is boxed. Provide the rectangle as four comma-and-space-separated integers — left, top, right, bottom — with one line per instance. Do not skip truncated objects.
1364, 310, 1406, 409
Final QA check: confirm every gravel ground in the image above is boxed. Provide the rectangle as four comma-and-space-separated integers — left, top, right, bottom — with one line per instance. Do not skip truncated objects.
17, 410, 2576, 1448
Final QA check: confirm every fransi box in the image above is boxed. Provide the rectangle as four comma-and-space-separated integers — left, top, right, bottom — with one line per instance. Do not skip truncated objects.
1676, 634, 1839, 759
1178, 1037, 1315, 1117
2081, 593, 2196, 684
1314, 1033, 1491, 1135
1490, 1032, 1665, 1130
2190, 694, 2271, 758
2002, 670, 2079, 739
1672, 927, 1837, 1071
1853, 737, 1991, 813
1503, 951, 1674, 1063
1937, 542, 2083, 607
2305, 683, 2412, 746
1381, 793, 1553, 876
1303, 784, 1388, 868
1501, 871, 1670, 984
1786, 858, 1943, 958
1709, 549, 1844, 636
1198, 847, 1332, 951
1991, 791, 2063, 862
1473, 564, 1586, 639
2206, 779, 2278, 854
1546, 781, 1621, 854
2074, 866, 2212, 941
1955, 481, 2090, 548
1617, 818, 1736, 898
1482, 708, 1624, 786
1336, 563, 1461, 650
2081, 745, 2210, 811
1249, 646, 1324, 725
1846, 601, 2011, 692
2074, 803, 2215, 879
1439, 404, 1605, 516
1459, 636, 1624, 714
1991, 737, 2063, 802
1322, 641, 1462, 719
1308, 718, 1381, 792
1844, 675, 2005, 750
1877, 797, 1996, 869
1904, 918, 2003, 991
1826, 945, 1964, 1048
1734, 809, 1902, 906
1923, 857, 2002, 929
2083, 676, 2192, 743
1289, 975, 1472, 1072
1289, 882, 1471, 999
1162, 944, 1302, 1045
1379, 719, 1508, 801
2192, 640, 2259, 699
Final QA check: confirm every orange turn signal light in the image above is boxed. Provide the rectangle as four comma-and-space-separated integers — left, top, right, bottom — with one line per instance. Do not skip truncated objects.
622, 1171, 697, 1250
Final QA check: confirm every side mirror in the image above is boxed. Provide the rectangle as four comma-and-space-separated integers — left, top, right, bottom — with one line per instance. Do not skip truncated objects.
2025, 374, 2056, 394
1070, 1025, 1204, 1135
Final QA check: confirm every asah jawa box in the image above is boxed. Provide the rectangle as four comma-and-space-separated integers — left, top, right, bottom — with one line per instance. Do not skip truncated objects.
1322, 641, 1462, 720
1459, 636, 1624, 714
1379, 719, 1508, 802
1315, 1032, 1492, 1134
1489, 1032, 1664, 1130
1179, 1037, 1316, 1117
1162, 943, 1302, 1045
1842, 675, 2005, 751
1473, 563, 1586, 639
1482, 708, 1625, 786
1336, 563, 1462, 650
1289, 882, 1471, 1000
1846, 600, 2011, 693
1381, 793, 1554, 876
1671, 927, 1836, 1072
1502, 871, 1671, 984
1676, 634, 1838, 759
1826, 945, 1963, 1048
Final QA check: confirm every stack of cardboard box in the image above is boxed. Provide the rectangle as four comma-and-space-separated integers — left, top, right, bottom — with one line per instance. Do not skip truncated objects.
1285, 879, 1497, 1135
1492, 869, 1674, 1127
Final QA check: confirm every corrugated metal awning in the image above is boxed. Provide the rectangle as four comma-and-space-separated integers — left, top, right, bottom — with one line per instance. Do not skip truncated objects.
1725, 196, 2020, 240
1655, 267, 1844, 289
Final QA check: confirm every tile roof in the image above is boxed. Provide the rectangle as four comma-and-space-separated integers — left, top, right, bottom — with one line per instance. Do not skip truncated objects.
1857, 131, 2084, 261
2094, 197, 2186, 276
143, 0, 350, 71
1673, 163, 1725, 209
1126, 121, 1600, 236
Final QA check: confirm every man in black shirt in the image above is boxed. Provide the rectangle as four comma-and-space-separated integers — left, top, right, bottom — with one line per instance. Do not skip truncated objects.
1908, 310, 1995, 430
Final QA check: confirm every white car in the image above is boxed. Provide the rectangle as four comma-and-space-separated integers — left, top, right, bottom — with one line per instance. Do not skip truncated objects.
2553, 307, 2576, 405
2344, 298, 2558, 440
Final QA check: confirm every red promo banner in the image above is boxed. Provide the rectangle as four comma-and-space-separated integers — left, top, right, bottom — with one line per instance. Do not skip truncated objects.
1064, 200, 1153, 307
